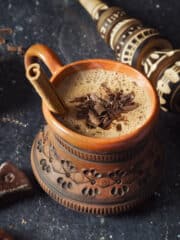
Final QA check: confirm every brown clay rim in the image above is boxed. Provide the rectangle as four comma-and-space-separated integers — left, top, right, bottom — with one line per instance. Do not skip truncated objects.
42, 59, 159, 151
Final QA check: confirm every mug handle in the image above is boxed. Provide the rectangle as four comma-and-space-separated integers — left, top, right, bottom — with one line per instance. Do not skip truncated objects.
24, 44, 66, 115
24, 43, 63, 75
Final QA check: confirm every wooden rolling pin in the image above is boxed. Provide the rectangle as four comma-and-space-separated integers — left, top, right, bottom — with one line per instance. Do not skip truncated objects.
79, 0, 180, 113
26, 63, 66, 115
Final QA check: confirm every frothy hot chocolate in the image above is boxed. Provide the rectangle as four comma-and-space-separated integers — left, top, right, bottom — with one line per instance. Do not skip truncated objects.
57, 69, 151, 138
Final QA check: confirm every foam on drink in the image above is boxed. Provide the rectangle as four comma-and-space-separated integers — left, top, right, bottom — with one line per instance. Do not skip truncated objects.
57, 69, 151, 138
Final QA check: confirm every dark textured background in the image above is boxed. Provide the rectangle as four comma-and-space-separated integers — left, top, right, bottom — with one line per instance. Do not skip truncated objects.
0, 0, 180, 239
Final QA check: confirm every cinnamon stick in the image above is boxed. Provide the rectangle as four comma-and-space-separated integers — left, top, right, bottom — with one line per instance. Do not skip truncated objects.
26, 63, 66, 115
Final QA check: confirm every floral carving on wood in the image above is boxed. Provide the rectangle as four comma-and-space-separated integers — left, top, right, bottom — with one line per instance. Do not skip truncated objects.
36, 130, 154, 198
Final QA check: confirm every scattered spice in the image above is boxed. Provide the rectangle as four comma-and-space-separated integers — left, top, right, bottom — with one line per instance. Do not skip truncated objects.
6, 44, 24, 55
0, 27, 13, 35
70, 84, 139, 130
6, 44, 17, 52
17, 45, 24, 55
0, 27, 25, 55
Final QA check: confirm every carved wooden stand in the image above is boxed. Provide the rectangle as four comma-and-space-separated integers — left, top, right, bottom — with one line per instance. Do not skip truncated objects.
79, 0, 180, 112
31, 126, 163, 215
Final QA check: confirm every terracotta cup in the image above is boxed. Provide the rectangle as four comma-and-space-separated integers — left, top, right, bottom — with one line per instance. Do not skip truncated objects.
25, 44, 163, 215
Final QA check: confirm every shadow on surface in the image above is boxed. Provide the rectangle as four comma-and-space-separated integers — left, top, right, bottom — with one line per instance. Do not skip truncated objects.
0, 55, 36, 114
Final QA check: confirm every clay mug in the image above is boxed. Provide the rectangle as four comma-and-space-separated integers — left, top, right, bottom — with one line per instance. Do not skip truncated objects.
25, 44, 163, 215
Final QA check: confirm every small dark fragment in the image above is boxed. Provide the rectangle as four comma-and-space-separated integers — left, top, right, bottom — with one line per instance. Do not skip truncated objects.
76, 107, 89, 119
70, 85, 139, 130
116, 123, 122, 131
101, 83, 111, 95
0, 162, 32, 203
100, 116, 112, 129
122, 103, 139, 112
0, 229, 14, 240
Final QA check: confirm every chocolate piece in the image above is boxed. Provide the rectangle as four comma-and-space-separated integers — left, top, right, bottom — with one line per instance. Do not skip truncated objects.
122, 102, 139, 112
77, 106, 89, 119
94, 102, 106, 115
88, 110, 101, 127
70, 85, 139, 130
0, 229, 13, 240
100, 116, 112, 129
0, 162, 32, 202
116, 123, 122, 131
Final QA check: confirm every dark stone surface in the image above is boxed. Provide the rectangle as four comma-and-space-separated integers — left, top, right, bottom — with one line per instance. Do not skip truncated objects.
0, 0, 180, 239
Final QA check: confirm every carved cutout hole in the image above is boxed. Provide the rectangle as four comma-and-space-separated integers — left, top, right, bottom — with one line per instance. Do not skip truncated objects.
4, 173, 15, 183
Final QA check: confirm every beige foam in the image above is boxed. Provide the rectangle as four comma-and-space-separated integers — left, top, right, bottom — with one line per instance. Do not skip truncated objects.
57, 69, 151, 138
